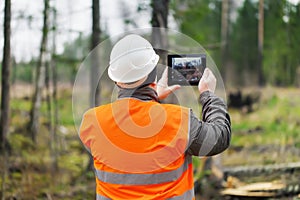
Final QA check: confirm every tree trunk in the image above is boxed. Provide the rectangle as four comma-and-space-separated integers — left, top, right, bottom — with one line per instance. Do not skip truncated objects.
221, 0, 229, 85
29, 0, 50, 143
1, 0, 11, 199
151, 0, 169, 65
258, 0, 264, 86
87, 0, 101, 171
0, 0, 11, 149
45, 59, 58, 172
51, 6, 59, 172
90, 0, 101, 107
151, 0, 172, 103
11, 57, 16, 85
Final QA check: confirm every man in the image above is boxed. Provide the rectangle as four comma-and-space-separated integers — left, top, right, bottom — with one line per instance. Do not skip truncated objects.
79, 34, 231, 200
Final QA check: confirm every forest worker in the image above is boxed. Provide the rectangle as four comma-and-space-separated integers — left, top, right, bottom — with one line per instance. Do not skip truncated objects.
79, 34, 231, 200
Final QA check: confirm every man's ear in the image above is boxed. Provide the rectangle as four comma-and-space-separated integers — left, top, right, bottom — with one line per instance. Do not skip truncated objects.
116, 82, 126, 88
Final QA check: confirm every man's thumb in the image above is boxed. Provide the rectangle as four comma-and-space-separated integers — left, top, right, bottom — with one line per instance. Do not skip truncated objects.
168, 85, 181, 92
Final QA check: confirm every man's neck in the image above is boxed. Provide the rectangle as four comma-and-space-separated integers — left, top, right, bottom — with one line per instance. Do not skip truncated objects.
117, 85, 159, 102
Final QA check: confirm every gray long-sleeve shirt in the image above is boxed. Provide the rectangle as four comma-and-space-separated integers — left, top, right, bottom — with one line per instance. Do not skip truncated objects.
187, 91, 231, 156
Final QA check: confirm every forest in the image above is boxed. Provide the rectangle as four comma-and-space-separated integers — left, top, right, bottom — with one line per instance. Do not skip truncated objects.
1, 0, 300, 199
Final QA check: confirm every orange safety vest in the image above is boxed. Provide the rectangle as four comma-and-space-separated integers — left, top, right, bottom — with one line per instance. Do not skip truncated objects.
80, 98, 195, 200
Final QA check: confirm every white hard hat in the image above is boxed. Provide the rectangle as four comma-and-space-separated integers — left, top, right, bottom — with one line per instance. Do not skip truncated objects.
108, 34, 159, 83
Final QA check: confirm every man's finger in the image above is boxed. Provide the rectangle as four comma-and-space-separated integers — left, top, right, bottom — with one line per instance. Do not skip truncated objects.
203, 68, 210, 79
168, 84, 181, 92
163, 67, 168, 76
161, 67, 168, 81
158, 67, 168, 85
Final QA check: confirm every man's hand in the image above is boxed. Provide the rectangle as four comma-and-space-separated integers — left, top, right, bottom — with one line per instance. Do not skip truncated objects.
157, 68, 181, 100
198, 68, 216, 94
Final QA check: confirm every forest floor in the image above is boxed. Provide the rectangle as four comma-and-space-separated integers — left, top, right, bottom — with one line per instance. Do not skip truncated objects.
0, 85, 299, 199
225, 87, 300, 166
220, 87, 300, 200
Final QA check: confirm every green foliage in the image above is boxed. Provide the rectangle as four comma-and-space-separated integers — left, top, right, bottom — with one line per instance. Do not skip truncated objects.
8, 133, 35, 151
171, 0, 222, 66
230, 0, 258, 73
58, 151, 88, 174
289, 4, 300, 70
12, 60, 35, 83
172, 0, 221, 43
173, 0, 300, 86
263, 0, 300, 86
56, 89, 74, 126
11, 98, 31, 111
4, 89, 95, 198
58, 32, 112, 84
267, 94, 279, 108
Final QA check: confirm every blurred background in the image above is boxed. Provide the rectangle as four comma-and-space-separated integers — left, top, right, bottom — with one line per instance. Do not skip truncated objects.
0, 0, 300, 199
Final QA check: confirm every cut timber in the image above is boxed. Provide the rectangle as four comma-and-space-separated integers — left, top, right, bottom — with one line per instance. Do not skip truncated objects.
221, 182, 286, 197
237, 182, 285, 192
222, 188, 276, 197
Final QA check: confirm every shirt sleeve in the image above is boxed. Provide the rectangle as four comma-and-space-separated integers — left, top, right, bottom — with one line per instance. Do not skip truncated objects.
186, 91, 231, 156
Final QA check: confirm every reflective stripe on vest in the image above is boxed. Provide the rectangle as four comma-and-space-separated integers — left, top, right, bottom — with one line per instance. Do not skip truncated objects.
95, 156, 192, 185
96, 188, 194, 200
96, 194, 110, 200
167, 188, 195, 200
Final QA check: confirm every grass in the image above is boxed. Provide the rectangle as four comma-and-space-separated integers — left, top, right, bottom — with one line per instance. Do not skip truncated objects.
224, 87, 300, 166
2, 87, 94, 199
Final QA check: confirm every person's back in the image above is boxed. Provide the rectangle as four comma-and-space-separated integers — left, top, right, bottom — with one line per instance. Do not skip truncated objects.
81, 98, 194, 199
79, 34, 231, 200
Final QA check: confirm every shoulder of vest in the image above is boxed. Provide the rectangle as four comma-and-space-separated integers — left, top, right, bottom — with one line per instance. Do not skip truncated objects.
83, 102, 191, 116
162, 103, 190, 111
83, 104, 112, 116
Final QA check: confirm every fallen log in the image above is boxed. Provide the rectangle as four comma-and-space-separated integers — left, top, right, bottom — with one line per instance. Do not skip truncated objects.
222, 178, 300, 198
224, 162, 300, 177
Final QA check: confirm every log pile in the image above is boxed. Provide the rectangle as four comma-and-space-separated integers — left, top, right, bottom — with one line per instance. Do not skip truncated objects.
223, 162, 300, 177
222, 180, 300, 198
221, 162, 300, 198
